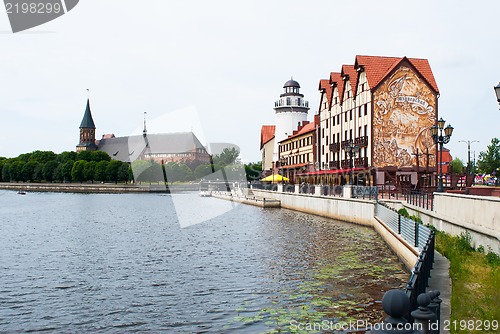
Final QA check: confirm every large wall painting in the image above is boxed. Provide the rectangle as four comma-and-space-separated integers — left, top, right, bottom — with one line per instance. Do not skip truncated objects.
372, 65, 437, 169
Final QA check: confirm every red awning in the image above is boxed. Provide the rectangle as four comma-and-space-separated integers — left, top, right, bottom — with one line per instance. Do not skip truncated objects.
296, 167, 366, 176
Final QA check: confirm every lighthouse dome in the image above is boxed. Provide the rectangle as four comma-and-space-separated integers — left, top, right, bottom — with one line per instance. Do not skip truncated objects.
283, 79, 300, 88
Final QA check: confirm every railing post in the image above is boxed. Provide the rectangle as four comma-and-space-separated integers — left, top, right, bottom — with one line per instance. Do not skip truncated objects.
414, 222, 419, 248
398, 214, 402, 235
411, 293, 437, 334
366, 289, 422, 334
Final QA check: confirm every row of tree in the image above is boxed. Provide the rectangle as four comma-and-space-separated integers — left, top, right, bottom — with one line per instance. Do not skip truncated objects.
448, 138, 500, 175
0, 148, 264, 183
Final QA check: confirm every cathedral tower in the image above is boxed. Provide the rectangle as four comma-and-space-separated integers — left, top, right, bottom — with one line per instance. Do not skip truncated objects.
76, 99, 97, 152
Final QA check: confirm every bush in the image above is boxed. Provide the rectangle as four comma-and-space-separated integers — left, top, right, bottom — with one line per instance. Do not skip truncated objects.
457, 231, 474, 252
486, 251, 500, 267
398, 208, 409, 218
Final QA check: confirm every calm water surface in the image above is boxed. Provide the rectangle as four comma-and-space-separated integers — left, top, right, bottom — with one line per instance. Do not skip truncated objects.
0, 190, 407, 333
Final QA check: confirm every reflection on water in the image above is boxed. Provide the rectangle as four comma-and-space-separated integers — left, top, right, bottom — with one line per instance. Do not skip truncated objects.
0, 191, 407, 333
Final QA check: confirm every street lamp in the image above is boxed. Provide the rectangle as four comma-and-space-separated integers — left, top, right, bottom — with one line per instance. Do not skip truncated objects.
431, 118, 454, 192
344, 139, 360, 185
458, 140, 479, 176
494, 83, 500, 107
279, 157, 287, 185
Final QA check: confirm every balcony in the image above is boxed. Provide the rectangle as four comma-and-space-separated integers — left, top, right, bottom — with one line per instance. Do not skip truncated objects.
354, 157, 368, 167
341, 159, 351, 169
340, 140, 351, 149
354, 136, 369, 147
329, 161, 339, 169
329, 142, 340, 153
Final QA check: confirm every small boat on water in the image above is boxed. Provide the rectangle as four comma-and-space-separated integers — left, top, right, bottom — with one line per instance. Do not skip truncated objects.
17, 191, 27, 195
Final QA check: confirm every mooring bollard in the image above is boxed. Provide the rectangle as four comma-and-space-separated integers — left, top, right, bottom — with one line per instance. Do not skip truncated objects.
367, 289, 422, 334
411, 293, 437, 334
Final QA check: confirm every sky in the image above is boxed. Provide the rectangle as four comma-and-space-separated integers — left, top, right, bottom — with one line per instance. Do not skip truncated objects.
0, 0, 499, 164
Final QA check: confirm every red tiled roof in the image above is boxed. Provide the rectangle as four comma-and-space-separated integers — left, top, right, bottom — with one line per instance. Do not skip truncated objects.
260, 125, 275, 149
318, 79, 332, 108
280, 120, 316, 142
354, 55, 439, 93
329, 72, 343, 103
340, 65, 358, 102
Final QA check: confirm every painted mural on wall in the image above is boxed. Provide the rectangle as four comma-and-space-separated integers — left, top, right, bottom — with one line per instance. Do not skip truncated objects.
372, 65, 437, 169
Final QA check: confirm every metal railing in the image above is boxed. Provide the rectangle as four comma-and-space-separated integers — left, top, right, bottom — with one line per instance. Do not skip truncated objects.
375, 202, 435, 323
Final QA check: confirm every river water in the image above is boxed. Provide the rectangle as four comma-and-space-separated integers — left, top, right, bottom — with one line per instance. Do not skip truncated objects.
0, 190, 407, 333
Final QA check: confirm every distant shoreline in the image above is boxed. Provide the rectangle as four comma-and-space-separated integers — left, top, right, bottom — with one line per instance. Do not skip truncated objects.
0, 182, 199, 194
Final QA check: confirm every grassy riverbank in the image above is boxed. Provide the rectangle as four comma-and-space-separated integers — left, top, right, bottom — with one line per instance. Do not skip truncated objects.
435, 231, 500, 332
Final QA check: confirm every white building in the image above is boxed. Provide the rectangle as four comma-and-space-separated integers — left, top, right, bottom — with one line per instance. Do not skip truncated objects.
261, 78, 310, 174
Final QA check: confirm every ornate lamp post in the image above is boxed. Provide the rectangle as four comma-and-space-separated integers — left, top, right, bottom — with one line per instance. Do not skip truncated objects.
494, 83, 500, 108
458, 140, 479, 176
430, 118, 454, 192
279, 157, 287, 185
344, 140, 360, 185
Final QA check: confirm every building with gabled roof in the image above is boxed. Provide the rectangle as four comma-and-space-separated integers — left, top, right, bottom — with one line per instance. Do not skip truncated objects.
278, 116, 318, 183
76, 99, 210, 166
313, 55, 439, 188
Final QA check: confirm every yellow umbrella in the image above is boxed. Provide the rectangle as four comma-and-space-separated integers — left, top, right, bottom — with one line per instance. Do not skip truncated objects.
260, 174, 290, 183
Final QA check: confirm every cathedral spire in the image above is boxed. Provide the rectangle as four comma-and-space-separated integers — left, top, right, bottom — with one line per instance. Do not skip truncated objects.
143, 111, 147, 137
76, 93, 97, 152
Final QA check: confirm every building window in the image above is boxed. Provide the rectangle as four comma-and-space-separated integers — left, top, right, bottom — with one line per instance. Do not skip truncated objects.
358, 106, 362, 117
337, 114, 340, 124
349, 129, 352, 140
364, 125, 368, 137
364, 104, 368, 116
326, 119, 328, 128
359, 126, 362, 136
350, 109, 352, 121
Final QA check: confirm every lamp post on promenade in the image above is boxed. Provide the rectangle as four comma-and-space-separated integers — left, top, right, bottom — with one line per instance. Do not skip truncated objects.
344, 139, 360, 185
494, 83, 500, 108
458, 140, 479, 176
279, 157, 287, 186
430, 118, 454, 192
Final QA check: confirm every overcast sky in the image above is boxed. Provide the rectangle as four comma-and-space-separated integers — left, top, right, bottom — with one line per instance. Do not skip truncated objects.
1, 0, 499, 164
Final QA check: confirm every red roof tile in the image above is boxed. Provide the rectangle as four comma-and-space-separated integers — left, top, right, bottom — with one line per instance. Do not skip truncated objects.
329, 72, 343, 103
280, 120, 317, 142
318, 79, 332, 108
340, 65, 358, 102
260, 125, 275, 149
354, 55, 439, 93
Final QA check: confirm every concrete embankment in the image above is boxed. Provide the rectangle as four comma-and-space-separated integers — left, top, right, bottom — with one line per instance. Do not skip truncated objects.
211, 191, 281, 208
0, 182, 198, 194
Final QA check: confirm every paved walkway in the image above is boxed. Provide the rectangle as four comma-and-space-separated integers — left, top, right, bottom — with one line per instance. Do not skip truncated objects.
427, 251, 452, 334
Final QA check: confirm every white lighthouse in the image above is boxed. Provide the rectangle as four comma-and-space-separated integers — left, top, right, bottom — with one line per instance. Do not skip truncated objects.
273, 78, 310, 161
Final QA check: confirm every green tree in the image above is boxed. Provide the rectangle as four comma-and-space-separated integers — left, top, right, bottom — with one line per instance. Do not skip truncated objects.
449, 158, 464, 174
117, 162, 130, 183
76, 150, 93, 162
84, 161, 97, 183
194, 164, 214, 179
71, 160, 87, 183
61, 160, 74, 182
94, 160, 109, 182
106, 160, 123, 183
0, 159, 6, 182
90, 150, 111, 162
244, 162, 262, 181
31, 150, 58, 163
32, 162, 43, 181
42, 160, 59, 182
164, 162, 192, 182
477, 138, 500, 174
9, 160, 25, 182
212, 147, 240, 167
57, 151, 77, 164
2, 161, 11, 182
131, 160, 153, 182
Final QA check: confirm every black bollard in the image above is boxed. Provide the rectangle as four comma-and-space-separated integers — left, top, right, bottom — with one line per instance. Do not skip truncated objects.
411, 293, 437, 334
428, 290, 442, 330
367, 289, 422, 334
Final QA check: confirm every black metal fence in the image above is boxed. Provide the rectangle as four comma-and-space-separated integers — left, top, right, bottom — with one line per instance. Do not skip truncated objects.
375, 203, 435, 321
